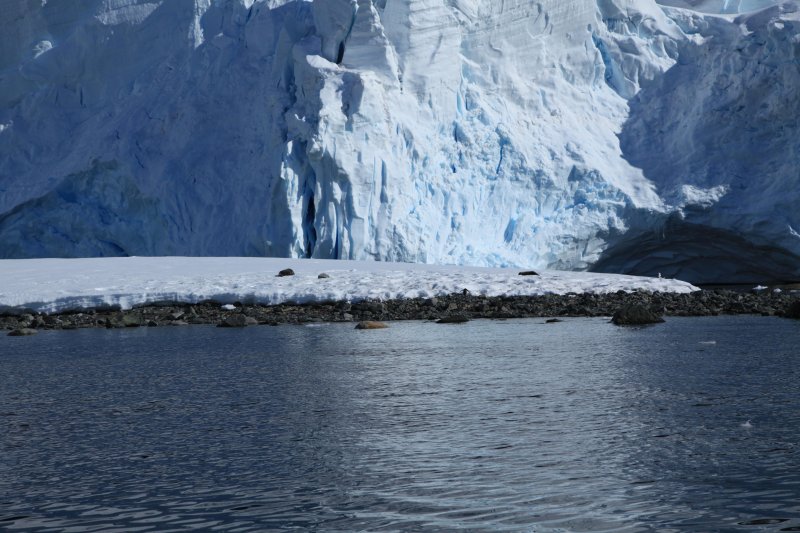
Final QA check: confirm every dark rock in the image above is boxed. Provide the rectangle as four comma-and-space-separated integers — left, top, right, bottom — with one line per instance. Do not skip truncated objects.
147, 320, 159, 327
612, 304, 665, 326
277, 268, 295, 277
436, 315, 470, 324
518, 271, 539, 276
8, 328, 37, 336
218, 314, 249, 328
318, 273, 330, 279
355, 321, 388, 330
785, 300, 800, 319
545, 318, 563, 323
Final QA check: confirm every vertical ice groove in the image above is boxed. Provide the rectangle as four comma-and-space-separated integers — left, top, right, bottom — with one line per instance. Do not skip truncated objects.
313, 0, 358, 63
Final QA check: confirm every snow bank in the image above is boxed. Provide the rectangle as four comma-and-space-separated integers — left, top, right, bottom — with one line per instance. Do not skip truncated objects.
0, 257, 697, 314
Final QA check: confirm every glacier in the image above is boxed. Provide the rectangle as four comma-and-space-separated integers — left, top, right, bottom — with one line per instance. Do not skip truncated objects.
0, 0, 798, 283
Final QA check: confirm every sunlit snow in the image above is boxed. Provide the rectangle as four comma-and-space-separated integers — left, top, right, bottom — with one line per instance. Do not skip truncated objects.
0, 257, 697, 314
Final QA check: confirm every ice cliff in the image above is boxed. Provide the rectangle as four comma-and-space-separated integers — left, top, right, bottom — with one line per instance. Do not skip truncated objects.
0, 0, 798, 283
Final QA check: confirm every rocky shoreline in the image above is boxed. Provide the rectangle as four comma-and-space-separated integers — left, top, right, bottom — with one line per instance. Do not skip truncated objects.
3, 289, 800, 333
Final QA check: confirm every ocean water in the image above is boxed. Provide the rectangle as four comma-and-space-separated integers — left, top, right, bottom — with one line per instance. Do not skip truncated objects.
1, 316, 799, 532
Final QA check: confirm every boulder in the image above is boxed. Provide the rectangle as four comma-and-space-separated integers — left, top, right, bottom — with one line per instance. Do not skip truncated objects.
218, 314, 249, 328
277, 268, 295, 277
436, 315, 470, 324
785, 300, 800, 319
355, 321, 388, 330
121, 314, 143, 327
612, 304, 665, 326
8, 328, 38, 336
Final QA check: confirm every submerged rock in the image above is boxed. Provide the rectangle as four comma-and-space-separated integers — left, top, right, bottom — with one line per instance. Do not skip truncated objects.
612, 304, 665, 326
355, 321, 388, 330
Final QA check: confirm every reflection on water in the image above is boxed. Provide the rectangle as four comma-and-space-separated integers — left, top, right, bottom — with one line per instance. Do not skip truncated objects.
1, 317, 800, 531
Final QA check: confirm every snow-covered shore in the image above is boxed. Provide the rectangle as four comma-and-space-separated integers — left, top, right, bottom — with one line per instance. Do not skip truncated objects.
0, 257, 698, 314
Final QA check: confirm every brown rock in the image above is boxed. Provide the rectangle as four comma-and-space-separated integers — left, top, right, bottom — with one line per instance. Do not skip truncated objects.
355, 321, 388, 330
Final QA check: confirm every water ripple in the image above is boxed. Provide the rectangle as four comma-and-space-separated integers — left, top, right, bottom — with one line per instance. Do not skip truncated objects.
1, 317, 800, 531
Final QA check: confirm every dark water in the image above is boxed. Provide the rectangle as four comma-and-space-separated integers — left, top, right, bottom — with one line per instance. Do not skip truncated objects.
1, 317, 800, 532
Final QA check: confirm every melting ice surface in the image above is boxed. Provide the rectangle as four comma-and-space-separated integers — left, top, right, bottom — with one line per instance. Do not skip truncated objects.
1, 0, 798, 283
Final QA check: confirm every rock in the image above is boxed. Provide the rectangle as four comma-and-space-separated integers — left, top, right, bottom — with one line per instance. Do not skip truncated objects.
355, 321, 388, 330
277, 268, 295, 277
245, 316, 259, 326
612, 304, 665, 326
218, 314, 249, 328
784, 300, 800, 319
436, 315, 470, 324
342, 313, 354, 321
318, 273, 330, 279
545, 318, 563, 323
168, 320, 189, 326
147, 320, 159, 327
519, 271, 539, 276
121, 314, 143, 327
8, 328, 38, 336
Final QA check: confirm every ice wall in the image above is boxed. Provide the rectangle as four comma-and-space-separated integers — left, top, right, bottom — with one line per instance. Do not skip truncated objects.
0, 0, 797, 282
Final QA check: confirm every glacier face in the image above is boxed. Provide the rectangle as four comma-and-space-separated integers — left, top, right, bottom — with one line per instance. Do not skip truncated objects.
0, 0, 797, 283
